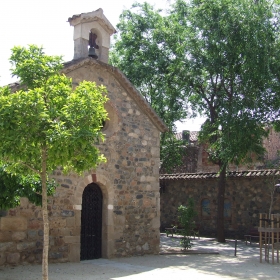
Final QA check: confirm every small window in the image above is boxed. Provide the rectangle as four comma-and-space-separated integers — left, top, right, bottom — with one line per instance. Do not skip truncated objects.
101, 102, 119, 137
201, 199, 210, 217
224, 199, 232, 218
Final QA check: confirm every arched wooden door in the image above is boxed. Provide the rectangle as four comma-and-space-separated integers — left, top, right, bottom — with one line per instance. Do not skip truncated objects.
80, 183, 103, 260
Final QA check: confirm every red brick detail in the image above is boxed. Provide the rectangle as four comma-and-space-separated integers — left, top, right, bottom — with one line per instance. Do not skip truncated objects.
92, 174, 97, 183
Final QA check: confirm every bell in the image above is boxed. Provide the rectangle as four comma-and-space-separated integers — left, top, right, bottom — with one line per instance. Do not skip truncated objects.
88, 47, 98, 59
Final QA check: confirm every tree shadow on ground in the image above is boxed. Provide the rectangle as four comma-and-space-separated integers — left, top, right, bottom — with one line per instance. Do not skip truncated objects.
1, 234, 279, 280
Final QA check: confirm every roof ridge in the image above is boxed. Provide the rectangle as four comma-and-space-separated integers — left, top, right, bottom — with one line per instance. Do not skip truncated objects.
160, 169, 280, 180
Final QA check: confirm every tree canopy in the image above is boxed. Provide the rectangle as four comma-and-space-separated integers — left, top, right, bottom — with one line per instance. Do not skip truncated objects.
110, 2, 187, 171
0, 45, 108, 280
111, 0, 280, 241
1, 45, 108, 175
0, 165, 55, 210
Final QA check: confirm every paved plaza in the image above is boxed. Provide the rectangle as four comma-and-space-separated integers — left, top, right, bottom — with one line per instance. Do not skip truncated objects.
1, 233, 280, 279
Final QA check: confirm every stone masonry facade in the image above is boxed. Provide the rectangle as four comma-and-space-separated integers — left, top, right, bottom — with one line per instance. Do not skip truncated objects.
0, 58, 164, 266
0, 9, 167, 266
160, 171, 280, 238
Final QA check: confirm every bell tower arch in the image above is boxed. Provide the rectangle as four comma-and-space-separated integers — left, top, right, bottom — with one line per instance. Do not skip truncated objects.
68, 8, 116, 63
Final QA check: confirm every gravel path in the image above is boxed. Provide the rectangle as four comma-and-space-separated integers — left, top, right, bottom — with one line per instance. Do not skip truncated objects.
1, 233, 280, 280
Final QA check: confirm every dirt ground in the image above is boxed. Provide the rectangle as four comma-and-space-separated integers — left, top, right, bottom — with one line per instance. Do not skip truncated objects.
1, 234, 280, 280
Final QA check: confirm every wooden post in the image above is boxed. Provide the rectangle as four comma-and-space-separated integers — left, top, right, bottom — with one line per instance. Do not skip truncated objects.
272, 215, 274, 264
265, 214, 269, 263
259, 213, 280, 264
260, 213, 262, 263
276, 214, 280, 263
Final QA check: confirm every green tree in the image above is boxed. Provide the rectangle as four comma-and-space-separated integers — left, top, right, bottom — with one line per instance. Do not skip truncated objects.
110, 2, 187, 171
0, 45, 108, 280
178, 198, 197, 250
111, 0, 280, 242
0, 165, 55, 210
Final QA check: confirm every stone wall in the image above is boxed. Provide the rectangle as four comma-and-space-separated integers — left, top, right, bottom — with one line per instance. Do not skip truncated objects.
66, 61, 162, 258
0, 192, 77, 266
0, 60, 161, 266
160, 176, 280, 238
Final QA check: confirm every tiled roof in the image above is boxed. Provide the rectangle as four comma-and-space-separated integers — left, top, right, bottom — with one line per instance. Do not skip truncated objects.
160, 169, 280, 180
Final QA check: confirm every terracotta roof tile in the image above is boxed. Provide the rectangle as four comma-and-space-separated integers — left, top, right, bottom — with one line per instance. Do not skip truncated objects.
160, 169, 280, 180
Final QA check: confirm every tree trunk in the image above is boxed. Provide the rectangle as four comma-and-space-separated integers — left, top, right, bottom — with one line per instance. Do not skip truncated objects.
217, 164, 226, 242
41, 147, 49, 280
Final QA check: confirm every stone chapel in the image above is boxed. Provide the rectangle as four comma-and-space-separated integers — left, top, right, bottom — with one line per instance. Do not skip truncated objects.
0, 9, 167, 266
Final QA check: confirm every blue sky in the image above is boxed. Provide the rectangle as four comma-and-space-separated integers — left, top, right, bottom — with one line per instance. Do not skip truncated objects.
0, 0, 204, 130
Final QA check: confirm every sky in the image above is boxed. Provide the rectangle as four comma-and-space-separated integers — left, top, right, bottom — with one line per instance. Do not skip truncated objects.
0, 0, 205, 131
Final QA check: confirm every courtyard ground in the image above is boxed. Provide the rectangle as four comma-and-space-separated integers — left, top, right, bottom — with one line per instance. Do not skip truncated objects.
1, 233, 279, 279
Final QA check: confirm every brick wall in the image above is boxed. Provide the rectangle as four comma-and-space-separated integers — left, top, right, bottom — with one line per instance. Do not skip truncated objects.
263, 127, 280, 163
160, 145, 199, 174
173, 127, 280, 174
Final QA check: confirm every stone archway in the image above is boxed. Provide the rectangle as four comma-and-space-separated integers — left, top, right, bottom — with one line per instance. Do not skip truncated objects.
68, 173, 113, 261
80, 183, 103, 260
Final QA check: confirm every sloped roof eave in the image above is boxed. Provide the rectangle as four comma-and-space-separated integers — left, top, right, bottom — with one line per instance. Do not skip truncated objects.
62, 57, 168, 133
